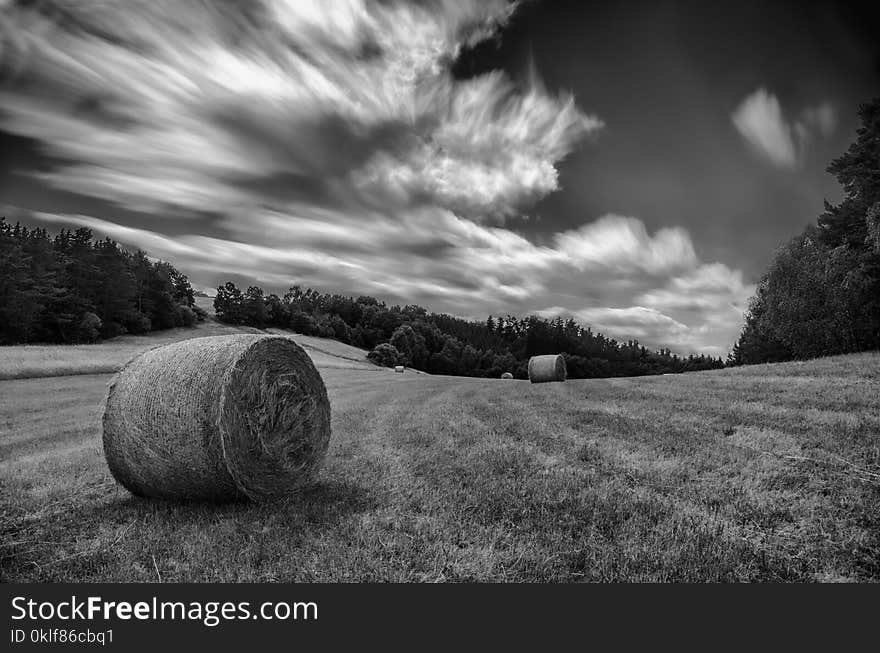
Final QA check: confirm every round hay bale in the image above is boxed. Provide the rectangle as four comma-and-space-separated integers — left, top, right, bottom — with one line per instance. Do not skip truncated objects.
102, 334, 331, 502
528, 354, 566, 384
501, 372, 514, 379
394, 365, 405, 373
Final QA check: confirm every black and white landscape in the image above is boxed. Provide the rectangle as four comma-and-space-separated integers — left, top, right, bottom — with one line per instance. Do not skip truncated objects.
0, 0, 878, 583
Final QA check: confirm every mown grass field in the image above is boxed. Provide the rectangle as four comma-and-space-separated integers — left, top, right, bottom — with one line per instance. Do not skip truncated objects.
1, 320, 878, 582
0, 321, 378, 381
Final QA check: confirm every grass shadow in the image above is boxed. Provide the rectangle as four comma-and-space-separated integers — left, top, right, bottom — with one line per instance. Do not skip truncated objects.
88, 477, 379, 526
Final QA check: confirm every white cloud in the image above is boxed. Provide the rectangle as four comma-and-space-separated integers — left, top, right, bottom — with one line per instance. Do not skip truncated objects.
0, 0, 598, 218
539, 306, 689, 340
32, 208, 752, 355
353, 72, 602, 218
554, 215, 697, 275
731, 88, 798, 167
801, 102, 836, 137
731, 88, 835, 168
1, 1, 752, 354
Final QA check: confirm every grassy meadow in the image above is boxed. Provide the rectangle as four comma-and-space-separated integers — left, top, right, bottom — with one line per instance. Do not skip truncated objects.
0, 321, 379, 381
1, 316, 878, 582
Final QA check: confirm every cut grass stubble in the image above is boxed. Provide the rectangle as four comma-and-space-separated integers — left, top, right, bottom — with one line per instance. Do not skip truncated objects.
1, 352, 879, 581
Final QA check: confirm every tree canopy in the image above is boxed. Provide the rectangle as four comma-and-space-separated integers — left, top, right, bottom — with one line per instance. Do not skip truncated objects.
0, 219, 203, 344
214, 282, 724, 379
731, 97, 880, 364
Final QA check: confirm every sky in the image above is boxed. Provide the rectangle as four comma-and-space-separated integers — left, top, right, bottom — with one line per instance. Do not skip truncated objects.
1, 0, 878, 356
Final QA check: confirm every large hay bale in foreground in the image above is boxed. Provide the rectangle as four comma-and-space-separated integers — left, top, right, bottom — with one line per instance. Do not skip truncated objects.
501, 372, 514, 379
103, 334, 331, 502
528, 354, 566, 384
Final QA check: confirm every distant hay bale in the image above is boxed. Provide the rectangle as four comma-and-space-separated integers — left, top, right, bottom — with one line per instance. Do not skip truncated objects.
102, 334, 331, 502
528, 354, 566, 384
501, 372, 514, 379
394, 365, 405, 373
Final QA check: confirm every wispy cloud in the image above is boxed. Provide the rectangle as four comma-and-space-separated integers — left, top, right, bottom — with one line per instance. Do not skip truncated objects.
1, 1, 750, 354
536, 256, 753, 357
731, 88, 835, 168
30, 209, 753, 355
538, 305, 689, 340
0, 0, 598, 218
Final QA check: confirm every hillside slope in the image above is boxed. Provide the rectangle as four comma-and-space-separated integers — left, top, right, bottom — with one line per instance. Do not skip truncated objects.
0, 315, 380, 381
1, 352, 878, 581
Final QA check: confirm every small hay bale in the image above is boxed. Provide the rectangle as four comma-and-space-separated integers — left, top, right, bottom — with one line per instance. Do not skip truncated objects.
501, 372, 514, 379
394, 365, 405, 373
528, 354, 566, 384
102, 334, 331, 502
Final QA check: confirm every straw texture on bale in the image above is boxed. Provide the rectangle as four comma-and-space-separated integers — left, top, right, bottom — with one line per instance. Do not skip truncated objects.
501, 372, 514, 379
528, 354, 566, 383
102, 334, 331, 502
394, 365, 405, 373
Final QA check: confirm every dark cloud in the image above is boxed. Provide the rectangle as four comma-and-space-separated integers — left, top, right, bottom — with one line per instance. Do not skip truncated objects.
210, 107, 418, 182
71, 95, 141, 131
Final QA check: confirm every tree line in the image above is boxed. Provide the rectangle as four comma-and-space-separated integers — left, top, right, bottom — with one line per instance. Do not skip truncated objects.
729, 97, 880, 365
0, 219, 204, 344
214, 282, 725, 378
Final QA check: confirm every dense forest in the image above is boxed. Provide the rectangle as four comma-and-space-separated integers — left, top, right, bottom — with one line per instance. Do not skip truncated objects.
730, 97, 880, 365
213, 282, 725, 379
0, 219, 204, 344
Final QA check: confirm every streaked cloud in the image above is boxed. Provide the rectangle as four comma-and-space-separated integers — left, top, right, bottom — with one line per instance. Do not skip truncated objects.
31, 209, 752, 355
0, 0, 598, 218
1, 1, 751, 354
539, 305, 688, 339
731, 88, 835, 168
554, 215, 697, 275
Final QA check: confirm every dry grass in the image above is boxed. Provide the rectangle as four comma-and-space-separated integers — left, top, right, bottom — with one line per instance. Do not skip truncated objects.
2, 348, 878, 582
265, 329, 374, 364
0, 320, 377, 380
528, 354, 566, 383
103, 335, 331, 501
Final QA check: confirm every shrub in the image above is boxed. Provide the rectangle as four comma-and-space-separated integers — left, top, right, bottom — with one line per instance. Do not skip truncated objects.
289, 310, 318, 335
177, 304, 196, 327
367, 343, 401, 367
124, 311, 152, 335
101, 321, 127, 339
192, 305, 208, 322
78, 312, 102, 343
